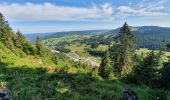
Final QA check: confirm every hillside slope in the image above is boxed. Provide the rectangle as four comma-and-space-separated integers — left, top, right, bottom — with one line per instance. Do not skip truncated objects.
0, 41, 170, 99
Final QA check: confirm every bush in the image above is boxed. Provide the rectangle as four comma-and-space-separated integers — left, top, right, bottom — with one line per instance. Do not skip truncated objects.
150, 90, 168, 100
51, 53, 58, 64
23, 41, 36, 55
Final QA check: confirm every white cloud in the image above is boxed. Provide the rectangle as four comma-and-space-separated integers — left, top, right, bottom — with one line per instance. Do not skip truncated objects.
0, 2, 113, 21
116, 6, 167, 17
140, 0, 166, 12
116, 0, 168, 17
102, 3, 113, 15
0, 1, 168, 22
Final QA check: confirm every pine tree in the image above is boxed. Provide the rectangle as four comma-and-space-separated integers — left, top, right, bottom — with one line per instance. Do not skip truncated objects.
98, 50, 112, 79
22, 41, 36, 55
160, 61, 170, 90
134, 51, 161, 87
110, 22, 134, 77
35, 36, 44, 56
0, 27, 15, 49
15, 30, 25, 49
0, 12, 8, 29
14, 30, 35, 55
0, 12, 35, 55
0, 12, 15, 49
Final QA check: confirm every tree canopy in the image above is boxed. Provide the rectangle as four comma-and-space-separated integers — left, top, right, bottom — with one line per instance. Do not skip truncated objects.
110, 22, 135, 77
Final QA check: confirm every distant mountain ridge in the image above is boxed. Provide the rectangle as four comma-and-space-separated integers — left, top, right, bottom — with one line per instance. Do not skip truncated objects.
110, 26, 170, 33
24, 33, 52, 43
24, 30, 109, 43
41, 29, 109, 39
109, 26, 170, 50
24, 26, 170, 50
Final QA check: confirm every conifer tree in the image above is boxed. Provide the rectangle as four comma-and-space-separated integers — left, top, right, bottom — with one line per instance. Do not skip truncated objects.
0, 12, 15, 49
134, 51, 161, 87
160, 61, 170, 90
0, 12, 8, 29
15, 30, 25, 49
14, 30, 35, 55
0, 27, 15, 49
0, 12, 35, 55
35, 36, 44, 56
22, 41, 36, 55
110, 22, 134, 77
98, 50, 111, 79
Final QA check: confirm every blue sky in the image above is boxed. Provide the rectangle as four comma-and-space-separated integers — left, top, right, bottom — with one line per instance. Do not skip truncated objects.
0, 0, 170, 33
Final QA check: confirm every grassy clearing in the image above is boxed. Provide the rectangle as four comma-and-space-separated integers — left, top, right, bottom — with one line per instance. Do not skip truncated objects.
65, 44, 102, 63
65, 44, 90, 57
136, 48, 170, 62
43, 35, 79, 45
43, 35, 92, 46
91, 45, 108, 51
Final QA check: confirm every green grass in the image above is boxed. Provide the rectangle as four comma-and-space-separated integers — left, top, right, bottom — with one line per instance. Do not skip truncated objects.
1, 62, 170, 99
65, 44, 102, 63
136, 48, 170, 63
91, 44, 108, 51
65, 43, 90, 57
43, 35, 79, 45
136, 48, 170, 56
43, 35, 92, 46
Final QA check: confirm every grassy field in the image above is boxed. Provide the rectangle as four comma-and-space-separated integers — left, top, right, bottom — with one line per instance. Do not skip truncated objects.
2, 62, 169, 100
43, 35, 92, 46
65, 44, 90, 57
65, 43, 103, 64
90, 45, 108, 51
136, 48, 170, 58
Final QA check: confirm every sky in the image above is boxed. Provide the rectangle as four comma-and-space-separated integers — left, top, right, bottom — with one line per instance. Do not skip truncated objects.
0, 0, 170, 34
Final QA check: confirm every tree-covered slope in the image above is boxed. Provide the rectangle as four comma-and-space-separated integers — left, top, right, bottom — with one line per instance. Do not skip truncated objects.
73, 26, 170, 51
42, 30, 108, 40
110, 26, 170, 50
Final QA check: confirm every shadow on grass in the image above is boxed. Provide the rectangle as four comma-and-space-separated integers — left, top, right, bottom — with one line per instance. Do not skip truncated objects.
0, 62, 123, 100
0, 62, 169, 100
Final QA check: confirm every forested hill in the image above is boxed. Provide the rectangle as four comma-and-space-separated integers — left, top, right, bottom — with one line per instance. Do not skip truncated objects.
24, 30, 109, 43
109, 26, 170, 50
42, 30, 108, 39
110, 26, 170, 34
